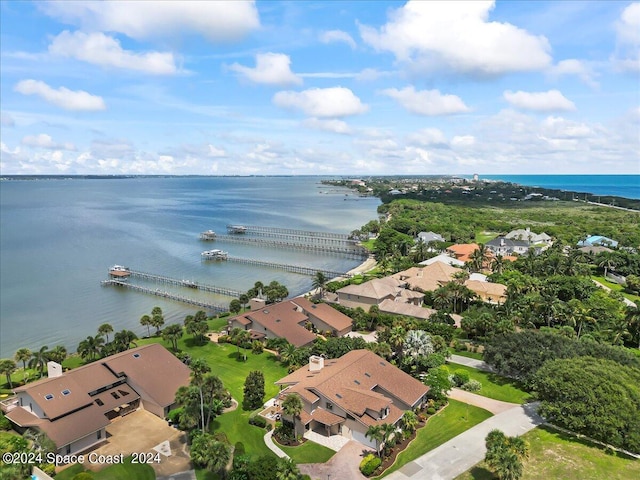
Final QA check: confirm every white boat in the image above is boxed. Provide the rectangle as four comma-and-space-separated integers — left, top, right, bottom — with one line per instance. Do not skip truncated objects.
200, 230, 217, 240
201, 249, 228, 260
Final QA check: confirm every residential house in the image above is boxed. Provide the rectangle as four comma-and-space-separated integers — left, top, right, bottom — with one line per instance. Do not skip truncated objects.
419, 253, 465, 268
275, 350, 429, 448
486, 237, 530, 256
416, 231, 445, 244
505, 228, 552, 246
393, 262, 462, 293
228, 298, 353, 346
446, 243, 480, 263
2, 344, 190, 456
578, 245, 613, 255
577, 235, 619, 248
335, 277, 423, 312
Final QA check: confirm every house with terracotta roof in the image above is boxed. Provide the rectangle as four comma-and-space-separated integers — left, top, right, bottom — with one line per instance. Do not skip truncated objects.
228, 297, 353, 347
446, 243, 480, 263
2, 344, 190, 456
275, 350, 429, 448
335, 277, 424, 312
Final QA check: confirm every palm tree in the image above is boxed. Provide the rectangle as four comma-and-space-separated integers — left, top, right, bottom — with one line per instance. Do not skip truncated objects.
276, 458, 301, 480
14, 348, 31, 377
625, 307, 640, 349
239, 294, 249, 310
0, 359, 17, 389
365, 425, 385, 457
48, 345, 67, 364
470, 243, 490, 272
388, 326, 406, 358
403, 330, 434, 359
401, 411, 418, 438
491, 255, 506, 275
312, 271, 328, 299
113, 329, 138, 351
281, 393, 303, 436
380, 423, 398, 456
190, 358, 212, 433
162, 324, 183, 351
140, 314, 152, 338
97, 323, 113, 343
279, 343, 297, 366
77, 335, 104, 361
598, 253, 616, 278
230, 328, 251, 361
28, 346, 50, 378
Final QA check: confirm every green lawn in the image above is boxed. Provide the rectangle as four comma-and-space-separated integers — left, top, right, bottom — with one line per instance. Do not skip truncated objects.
446, 363, 531, 404
474, 232, 499, 244
55, 456, 155, 480
378, 399, 493, 478
450, 350, 484, 360
455, 425, 640, 480
592, 276, 640, 304
280, 440, 336, 464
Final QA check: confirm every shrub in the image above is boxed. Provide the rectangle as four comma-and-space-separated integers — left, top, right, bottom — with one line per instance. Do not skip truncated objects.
453, 369, 470, 386
249, 415, 267, 428
166, 407, 183, 424
359, 453, 381, 476
461, 379, 482, 392
0, 412, 11, 431
218, 312, 231, 318
217, 334, 230, 344
234, 442, 246, 456
426, 407, 436, 415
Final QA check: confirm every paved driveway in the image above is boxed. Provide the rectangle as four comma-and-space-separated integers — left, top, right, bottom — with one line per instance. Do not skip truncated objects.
298, 440, 374, 480
384, 403, 543, 480
448, 355, 494, 372
448, 388, 518, 415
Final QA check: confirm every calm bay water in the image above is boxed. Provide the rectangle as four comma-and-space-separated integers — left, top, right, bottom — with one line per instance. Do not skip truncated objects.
479, 175, 640, 199
0, 177, 380, 357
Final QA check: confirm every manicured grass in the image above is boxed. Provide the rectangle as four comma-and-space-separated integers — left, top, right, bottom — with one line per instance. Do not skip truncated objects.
55, 456, 155, 480
450, 350, 484, 360
475, 232, 499, 244
378, 399, 493, 478
211, 408, 273, 459
208, 317, 230, 332
455, 425, 640, 480
360, 239, 376, 251
592, 276, 640, 303
445, 363, 531, 404
280, 440, 336, 464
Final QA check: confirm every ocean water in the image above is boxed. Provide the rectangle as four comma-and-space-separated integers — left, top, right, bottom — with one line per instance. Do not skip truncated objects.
478, 175, 640, 199
0, 177, 380, 357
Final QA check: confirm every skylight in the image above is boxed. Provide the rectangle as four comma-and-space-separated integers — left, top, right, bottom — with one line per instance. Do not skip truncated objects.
133, 353, 140, 358
45, 394, 54, 400
61, 389, 71, 396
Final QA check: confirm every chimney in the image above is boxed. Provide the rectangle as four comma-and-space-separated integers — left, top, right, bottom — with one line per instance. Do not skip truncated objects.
249, 298, 266, 311
47, 361, 63, 378
500, 238, 505, 247
309, 355, 324, 372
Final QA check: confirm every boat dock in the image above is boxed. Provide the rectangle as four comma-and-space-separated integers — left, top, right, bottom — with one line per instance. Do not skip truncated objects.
225, 256, 350, 279
208, 234, 367, 258
108, 268, 243, 297
226, 224, 351, 240
101, 280, 227, 313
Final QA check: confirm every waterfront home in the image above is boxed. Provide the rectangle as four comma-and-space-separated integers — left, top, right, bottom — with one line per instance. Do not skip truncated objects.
228, 297, 353, 346
2, 344, 189, 456
335, 277, 424, 312
577, 235, 619, 248
275, 350, 429, 448
419, 253, 465, 267
505, 227, 552, 246
446, 243, 481, 263
486, 237, 530, 256
416, 231, 445, 244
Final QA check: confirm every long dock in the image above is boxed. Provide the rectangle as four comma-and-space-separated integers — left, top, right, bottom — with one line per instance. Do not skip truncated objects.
227, 224, 352, 240
101, 280, 228, 313
125, 269, 242, 297
228, 230, 358, 246
211, 235, 368, 258
225, 256, 350, 278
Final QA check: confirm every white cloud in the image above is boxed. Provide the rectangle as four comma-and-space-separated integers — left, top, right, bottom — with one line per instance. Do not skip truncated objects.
228, 53, 302, 86
381, 86, 470, 115
451, 135, 476, 147
319, 30, 357, 49
49, 31, 179, 75
303, 118, 352, 134
273, 87, 368, 117
541, 117, 593, 138
503, 90, 576, 112
359, 0, 551, 76
14, 80, 106, 111
22, 134, 76, 151
41, 0, 260, 42
612, 2, 640, 72
208, 145, 226, 157
548, 59, 598, 88
1, 113, 15, 127
406, 128, 448, 147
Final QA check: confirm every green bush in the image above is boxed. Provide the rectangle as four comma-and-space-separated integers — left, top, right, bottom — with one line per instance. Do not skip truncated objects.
234, 441, 246, 456
359, 453, 381, 476
461, 379, 482, 392
166, 407, 183, 424
453, 369, 470, 386
248, 415, 267, 428
0, 411, 11, 431
426, 407, 436, 415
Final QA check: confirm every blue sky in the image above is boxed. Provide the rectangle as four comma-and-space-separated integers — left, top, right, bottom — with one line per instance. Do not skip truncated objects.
1, 1, 638, 175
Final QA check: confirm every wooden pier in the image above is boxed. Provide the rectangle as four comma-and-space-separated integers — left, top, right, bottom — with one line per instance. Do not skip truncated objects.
227, 224, 351, 240
228, 230, 358, 246
124, 269, 242, 297
101, 280, 228, 313
225, 256, 350, 279
210, 235, 368, 258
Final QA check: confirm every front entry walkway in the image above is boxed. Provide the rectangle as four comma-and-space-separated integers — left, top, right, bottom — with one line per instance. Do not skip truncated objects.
303, 430, 351, 452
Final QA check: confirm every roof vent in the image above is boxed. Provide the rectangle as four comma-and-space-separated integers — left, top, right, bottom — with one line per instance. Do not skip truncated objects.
335, 393, 342, 399
354, 380, 360, 385
263, 310, 269, 314
133, 353, 140, 358
379, 361, 386, 366
365, 372, 371, 377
